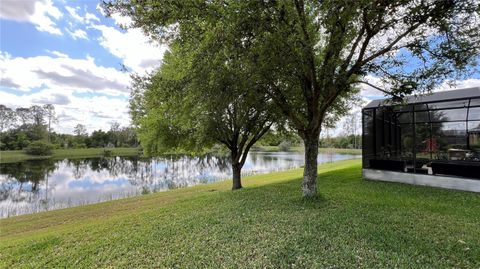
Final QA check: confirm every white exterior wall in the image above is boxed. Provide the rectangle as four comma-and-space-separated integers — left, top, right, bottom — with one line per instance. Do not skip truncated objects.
363, 169, 480, 193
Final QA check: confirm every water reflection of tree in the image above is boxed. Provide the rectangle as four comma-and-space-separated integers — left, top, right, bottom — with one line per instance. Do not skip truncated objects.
0, 159, 56, 203
195, 154, 230, 172
1, 154, 284, 198
249, 152, 260, 166
1, 153, 304, 217
93, 154, 233, 192
67, 159, 90, 179
58, 155, 222, 191
0, 177, 16, 201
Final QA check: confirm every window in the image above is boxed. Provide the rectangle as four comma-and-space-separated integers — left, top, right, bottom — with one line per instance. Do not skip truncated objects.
469, 98, 480, 107
415, 110, 430, 123
468, 121, 480, 152
428, 100, 469, 110
362, 109, 375, 167
431, 108, 467, 122
468, 107, 480, 121
398, 111, 412, 124
363, 91, 480, 177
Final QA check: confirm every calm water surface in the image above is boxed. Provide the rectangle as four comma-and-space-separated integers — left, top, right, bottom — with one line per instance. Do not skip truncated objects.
0, 151, 360, 217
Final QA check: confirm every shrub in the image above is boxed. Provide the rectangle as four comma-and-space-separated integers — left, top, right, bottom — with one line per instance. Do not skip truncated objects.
141, 186, 151, 195
25, 141, 53, 156
250, 144, 264, 151
74, 143, 87, 149
103, 149, 112, 157
278, 141, 291, 151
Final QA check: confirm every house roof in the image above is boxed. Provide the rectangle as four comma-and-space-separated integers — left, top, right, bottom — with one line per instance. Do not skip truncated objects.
365, 87, 480, 109
469, 125, 480, 133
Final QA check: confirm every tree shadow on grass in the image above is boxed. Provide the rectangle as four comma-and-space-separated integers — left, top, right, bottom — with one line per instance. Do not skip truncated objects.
204, 165, 480, 266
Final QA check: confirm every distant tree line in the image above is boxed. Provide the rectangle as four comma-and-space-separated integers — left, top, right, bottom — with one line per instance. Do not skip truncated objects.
258, 131, 362, 150
319, 135, 362, 149
105, 0, 480, 196
0, 104, 138, 151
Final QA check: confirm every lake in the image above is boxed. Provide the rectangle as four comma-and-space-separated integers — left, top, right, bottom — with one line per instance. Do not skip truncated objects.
0, 151, 360, 218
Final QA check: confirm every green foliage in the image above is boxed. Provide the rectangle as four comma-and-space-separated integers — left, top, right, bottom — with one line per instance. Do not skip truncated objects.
130, 42, 286, 188
105, 0, 480, 195
0, 104, 138, 151
25, 141, 53, 156
15, 132, 30, 149
320, 135, 362, 149
0, 148, 141, 164
103, 149, 112, 157
0, 159, 56, 187
278, 141, 291, 151
0, 105, 16, 132
2, 160, 480, 268
258, 131, 302, 147
131, 43, 281, 161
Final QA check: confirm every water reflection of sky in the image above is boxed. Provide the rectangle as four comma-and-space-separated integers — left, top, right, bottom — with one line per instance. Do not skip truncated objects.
0, 152, 360, 218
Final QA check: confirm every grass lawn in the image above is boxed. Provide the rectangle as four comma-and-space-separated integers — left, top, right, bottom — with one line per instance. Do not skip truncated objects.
1, 160, 479, 268
0, 147, 142, 164
317, 147, 361, 154
256, 145, 362, 155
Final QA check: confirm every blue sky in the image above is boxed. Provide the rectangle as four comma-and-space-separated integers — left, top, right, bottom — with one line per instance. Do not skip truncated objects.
0, 0, 479, 135
0, 0, 167, 133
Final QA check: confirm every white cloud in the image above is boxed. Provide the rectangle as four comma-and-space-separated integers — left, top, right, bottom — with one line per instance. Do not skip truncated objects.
89, 9, 166, 73
0, 51, 134, 133
85, 11, 100, 23
32, 92, 71, 105
88, 5, 167, 74
46, 50, 68, 58
91, 24, 167, 73
110, 12, 132, 26
67, 29, 88, 40
0, 90, 130, 134
0, 0, 62, 35
65, 5, 99, 24
96, 3, 106, 17
0, 4, 162, 134
65, 6, 83, 23
0, 51, 130, 96
435, 79, 480, 92
356, 75, 387, 100
355, 76, 480, 101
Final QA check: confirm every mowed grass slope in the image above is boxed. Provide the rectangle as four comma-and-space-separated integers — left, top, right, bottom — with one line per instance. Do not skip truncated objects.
1, 160, 479, 268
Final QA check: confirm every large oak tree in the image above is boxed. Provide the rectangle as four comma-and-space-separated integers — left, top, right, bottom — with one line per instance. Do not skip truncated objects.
105, 0, 480, 197
130, 43, 280, 189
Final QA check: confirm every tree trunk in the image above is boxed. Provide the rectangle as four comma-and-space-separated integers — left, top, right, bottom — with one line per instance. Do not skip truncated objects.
232, 162, 242, 190
302, 132, 319, 197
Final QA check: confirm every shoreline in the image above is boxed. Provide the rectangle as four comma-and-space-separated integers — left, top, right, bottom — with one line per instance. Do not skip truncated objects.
253, 146, 362, 155
0, 147, 361, 164
1, 159, 478, 268
0, 148, 142, 164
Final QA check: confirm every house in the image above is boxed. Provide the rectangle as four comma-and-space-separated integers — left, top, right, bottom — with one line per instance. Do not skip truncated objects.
362, 87, 480, 192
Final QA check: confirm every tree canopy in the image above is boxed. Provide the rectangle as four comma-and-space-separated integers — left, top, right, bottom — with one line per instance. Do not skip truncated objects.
131, 42, 282, 189
106, 0, 480, 196
0, 104, 138, 151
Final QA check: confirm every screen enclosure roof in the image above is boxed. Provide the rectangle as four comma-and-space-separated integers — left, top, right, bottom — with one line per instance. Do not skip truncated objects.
365, 87, 480, 109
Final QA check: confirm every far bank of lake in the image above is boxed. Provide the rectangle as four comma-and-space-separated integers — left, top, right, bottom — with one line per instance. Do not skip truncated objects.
0, 147, 361, 164
0, 148, 142, 164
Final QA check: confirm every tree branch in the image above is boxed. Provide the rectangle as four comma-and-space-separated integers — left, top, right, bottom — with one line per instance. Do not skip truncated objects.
239, 123, 272, 167
267, 85, 306, 135
353, 80, 401, 98
360, 22, 422, 66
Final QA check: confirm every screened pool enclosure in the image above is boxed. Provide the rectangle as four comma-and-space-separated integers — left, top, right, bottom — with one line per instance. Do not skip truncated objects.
362, 87, 480, 192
